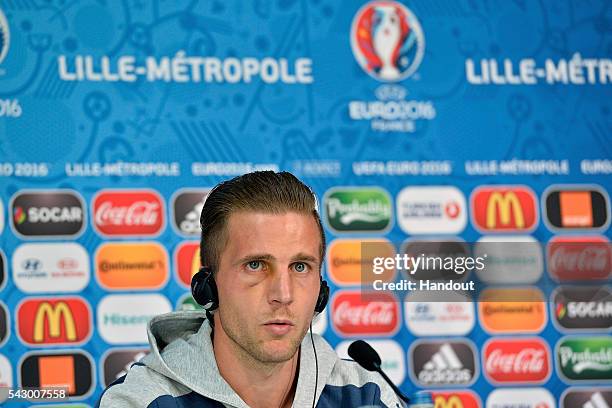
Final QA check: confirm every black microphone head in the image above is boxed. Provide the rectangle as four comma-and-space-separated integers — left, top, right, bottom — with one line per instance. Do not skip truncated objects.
347, 340, 381, 372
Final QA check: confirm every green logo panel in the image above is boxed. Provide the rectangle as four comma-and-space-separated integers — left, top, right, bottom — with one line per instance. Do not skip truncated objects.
324, 188, 392, 232
557, 337, 612, 381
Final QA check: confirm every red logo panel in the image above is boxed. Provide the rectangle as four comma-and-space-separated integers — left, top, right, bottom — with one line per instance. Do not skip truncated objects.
547, 236, 611, 281
17, 297, 91, 346
483, 338, 550, 384
331, 291, 399, 336
175, 241, 200, 287
93, 190, 164, 237
431, 391, 481, 408
471, 186, 538, 232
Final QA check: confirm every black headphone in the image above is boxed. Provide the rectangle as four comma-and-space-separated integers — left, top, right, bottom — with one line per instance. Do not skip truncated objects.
191, 267, 329, 314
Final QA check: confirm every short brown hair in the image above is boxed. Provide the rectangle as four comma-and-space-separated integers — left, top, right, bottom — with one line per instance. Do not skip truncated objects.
199, 171, 326, 274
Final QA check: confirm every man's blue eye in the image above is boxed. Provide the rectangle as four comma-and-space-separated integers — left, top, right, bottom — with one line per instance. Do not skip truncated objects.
248, 261, 261, 270
294, 263, 306, 272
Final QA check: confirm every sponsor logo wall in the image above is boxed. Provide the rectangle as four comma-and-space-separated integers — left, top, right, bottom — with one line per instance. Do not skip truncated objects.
0, 1, 610, 406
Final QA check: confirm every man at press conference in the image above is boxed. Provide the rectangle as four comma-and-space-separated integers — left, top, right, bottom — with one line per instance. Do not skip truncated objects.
96, 171, 403, 408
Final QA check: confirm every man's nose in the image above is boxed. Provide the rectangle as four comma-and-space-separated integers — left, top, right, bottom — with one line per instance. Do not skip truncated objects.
268, 268, 294, 306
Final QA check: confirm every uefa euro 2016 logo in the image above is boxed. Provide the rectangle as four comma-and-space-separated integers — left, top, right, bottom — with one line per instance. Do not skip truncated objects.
0, 8, 9, 65
350, 1, 425, 82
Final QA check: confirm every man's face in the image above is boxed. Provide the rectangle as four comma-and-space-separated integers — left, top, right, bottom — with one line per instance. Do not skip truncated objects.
214, 211, 322, 364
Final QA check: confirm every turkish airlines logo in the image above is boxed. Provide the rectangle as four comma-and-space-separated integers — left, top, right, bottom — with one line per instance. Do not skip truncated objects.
171, 189, 210, 236
95, 242, 169, 290
404, 291, 475, 336
20, 350, 94, 399
544, 185, 610, 231
331, 291, 399, 336
174, 241, 200, 287
431, 391, 481, 408
470, 186, 538, 233
92, 190, 165, 237
10, 190, 85, 237
396, 186, 467, 234
410, 340, 477, 386
483, 338, 550, 384
547, 236, 611, 282
17, 297, 92, 346
553, 286, 612, 331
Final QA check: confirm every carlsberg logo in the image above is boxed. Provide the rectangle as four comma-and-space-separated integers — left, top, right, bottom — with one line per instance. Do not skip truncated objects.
325, 188, 391, 232
557, 337, 612, 381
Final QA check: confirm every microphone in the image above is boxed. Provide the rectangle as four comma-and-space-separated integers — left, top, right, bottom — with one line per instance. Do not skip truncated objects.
348, 340, 411, 406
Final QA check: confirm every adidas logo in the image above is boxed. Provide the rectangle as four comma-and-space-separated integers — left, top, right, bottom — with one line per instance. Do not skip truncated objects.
583, 392, 610, 408
418, 343, 472, 384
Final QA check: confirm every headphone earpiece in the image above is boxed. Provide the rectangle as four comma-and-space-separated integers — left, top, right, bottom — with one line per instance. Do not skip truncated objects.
315, 278, 329, 314
191, 267, 219, 311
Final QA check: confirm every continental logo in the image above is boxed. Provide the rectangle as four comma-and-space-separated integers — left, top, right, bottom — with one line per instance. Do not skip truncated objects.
478, 288, 547, 334
327, 239, 395, 286
556, 336, 612, 382
544, 185, 610, 231
431, 391, 480, 408
95, 242, 169, 290
470, 186, 538, 232
174, 241, 200, 287
16, 297, 92, 346
323, 187, 392, 233
19, 350, 94, 399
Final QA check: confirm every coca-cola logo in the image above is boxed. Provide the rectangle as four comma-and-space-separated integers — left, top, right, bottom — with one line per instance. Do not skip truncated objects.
92, 190, 165, 237
483, 338, 550, 384
547, 237, 611, 281
331, 291, 399, 336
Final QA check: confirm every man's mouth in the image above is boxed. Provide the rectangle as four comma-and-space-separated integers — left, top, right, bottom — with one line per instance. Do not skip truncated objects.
263, 320, 295, 335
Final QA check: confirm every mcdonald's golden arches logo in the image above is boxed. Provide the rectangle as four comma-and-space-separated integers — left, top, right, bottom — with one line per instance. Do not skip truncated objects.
470, 186, 538, 232
16, 297, 92, 346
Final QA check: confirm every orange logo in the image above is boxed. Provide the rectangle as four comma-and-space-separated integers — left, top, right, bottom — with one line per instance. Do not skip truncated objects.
327, 239, 395, 286
478, 287, 546, 333
559, 191, 593, 227
95, 242, 168, 290
175, 241, 200, 287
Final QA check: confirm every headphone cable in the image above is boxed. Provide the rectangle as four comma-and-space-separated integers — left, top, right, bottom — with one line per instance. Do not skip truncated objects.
310, 322, 318, 408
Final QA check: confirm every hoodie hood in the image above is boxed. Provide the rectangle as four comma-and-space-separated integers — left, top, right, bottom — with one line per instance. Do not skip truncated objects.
140, 311, 337, 408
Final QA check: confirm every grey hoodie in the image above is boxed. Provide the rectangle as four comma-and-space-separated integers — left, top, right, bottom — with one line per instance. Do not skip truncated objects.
96, 311, 404, 407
